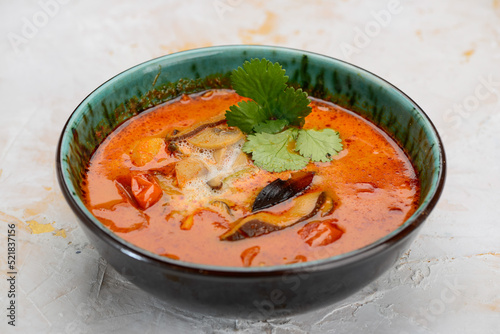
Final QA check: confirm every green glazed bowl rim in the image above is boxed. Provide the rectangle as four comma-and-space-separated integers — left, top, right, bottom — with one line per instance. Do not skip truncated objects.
57, 45, 446, 276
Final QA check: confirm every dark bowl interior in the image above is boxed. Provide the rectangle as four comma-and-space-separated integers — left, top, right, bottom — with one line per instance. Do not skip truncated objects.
57, 45, 446, 318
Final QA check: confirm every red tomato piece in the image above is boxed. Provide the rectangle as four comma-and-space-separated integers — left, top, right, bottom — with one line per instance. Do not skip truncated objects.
298, 220, 344, 247
130, 174, 163, 210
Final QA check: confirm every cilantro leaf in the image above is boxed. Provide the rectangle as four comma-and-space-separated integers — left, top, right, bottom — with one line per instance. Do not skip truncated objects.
274, 87, 312, 127
295, 128, 343, 162
243, 129, 309, 172
231, 59, 288, 112
226, 101, 269, 134
253, 119, 289, 134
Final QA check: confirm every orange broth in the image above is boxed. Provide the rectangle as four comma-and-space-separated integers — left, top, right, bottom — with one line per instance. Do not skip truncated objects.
82, 89, 420, 267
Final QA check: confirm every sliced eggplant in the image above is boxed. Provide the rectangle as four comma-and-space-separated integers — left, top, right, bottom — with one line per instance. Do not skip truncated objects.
252, 171, 315, 212
220, 191, 327, 241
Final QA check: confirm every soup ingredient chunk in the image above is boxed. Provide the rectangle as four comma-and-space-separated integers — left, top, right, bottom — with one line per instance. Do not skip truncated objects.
130, 174, 163, 210
175, 157, 209, 188
298, 220, 344, 247
114, 174, 162, 210
130, 137, 164, 166
187, 125, 244, 149
252, 171, 315, 211
220, 191, 332, 241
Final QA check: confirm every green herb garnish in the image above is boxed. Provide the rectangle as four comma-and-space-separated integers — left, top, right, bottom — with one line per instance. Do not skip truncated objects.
295, 128, 343, 162
243, 128, 309, 172
225, 59, 343, 172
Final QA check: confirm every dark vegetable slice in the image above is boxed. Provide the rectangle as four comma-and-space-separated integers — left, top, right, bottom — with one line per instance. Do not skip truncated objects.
252, 171, 315, 212
231, 220, 281, 240
220, 191, 327, 241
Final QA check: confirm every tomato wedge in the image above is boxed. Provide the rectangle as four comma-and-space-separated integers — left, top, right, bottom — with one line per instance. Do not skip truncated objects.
130, 174, 163, 210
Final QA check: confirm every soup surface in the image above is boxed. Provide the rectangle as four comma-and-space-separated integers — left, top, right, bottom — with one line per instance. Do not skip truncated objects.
83, 89, 419, 267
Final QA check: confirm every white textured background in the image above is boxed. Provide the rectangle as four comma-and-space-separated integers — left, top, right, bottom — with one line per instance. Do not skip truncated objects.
0, 0, 499, 333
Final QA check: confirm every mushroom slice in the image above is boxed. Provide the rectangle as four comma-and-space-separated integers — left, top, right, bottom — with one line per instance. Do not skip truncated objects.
213, 148, 227, 165
222, 166, 257, 185
155, 173, 182, 196
210, 200, 234, 217
252, 171, 315, 212
186, 125, 245, 150
232, 151, 249, 169
166, 115, 226, 141
220, 191, 327, 241
319, 191, 340, 217
207, 175, 224, 190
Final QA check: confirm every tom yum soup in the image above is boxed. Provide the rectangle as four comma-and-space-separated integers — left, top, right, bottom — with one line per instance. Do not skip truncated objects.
83, 59, 420, 267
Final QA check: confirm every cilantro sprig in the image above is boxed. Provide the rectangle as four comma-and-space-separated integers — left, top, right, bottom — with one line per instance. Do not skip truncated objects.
225, 59, 343, 172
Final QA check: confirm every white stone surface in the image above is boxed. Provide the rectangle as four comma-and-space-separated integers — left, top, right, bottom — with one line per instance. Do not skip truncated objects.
0, 0, 499, 333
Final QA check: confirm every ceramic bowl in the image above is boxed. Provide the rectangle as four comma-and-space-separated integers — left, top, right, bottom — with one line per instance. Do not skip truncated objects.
57, 45, 446, 318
